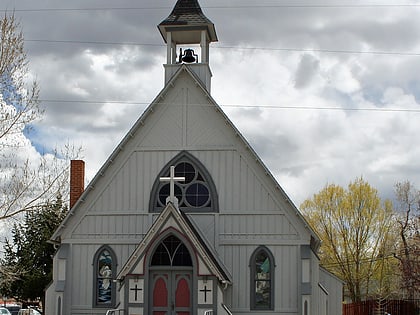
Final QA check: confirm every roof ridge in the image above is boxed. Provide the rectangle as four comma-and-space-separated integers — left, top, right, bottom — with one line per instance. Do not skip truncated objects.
171, 0, 203, 15
159, 0, 214, 26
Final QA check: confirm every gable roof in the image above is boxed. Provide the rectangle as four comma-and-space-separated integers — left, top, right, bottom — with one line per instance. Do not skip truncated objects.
51, 64, 320, 250
117, 202, 232, 283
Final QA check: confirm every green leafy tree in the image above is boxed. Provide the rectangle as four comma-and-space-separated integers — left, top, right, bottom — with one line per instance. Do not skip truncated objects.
301, 177, 398, 302
0, 196, 67, 306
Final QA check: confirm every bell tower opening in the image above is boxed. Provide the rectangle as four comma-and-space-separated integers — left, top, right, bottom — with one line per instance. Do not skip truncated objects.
158, 0, 218, 91
179, 48, 198, 64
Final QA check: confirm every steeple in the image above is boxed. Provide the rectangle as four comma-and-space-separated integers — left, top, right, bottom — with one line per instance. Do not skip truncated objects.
158, 0, 218, 91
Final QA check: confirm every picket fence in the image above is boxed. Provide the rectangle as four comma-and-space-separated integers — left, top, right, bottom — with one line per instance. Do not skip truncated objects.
343, 299, 420, 315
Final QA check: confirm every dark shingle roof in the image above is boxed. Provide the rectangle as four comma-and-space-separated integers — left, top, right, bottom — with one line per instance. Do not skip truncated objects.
160, 0, 214, 26
158, 0, 218, 43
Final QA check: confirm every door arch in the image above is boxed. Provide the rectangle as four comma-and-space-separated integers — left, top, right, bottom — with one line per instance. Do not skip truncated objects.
149, 234, 194, 315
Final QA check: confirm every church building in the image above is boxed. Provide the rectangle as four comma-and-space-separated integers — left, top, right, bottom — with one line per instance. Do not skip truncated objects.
45, 1, 343, 314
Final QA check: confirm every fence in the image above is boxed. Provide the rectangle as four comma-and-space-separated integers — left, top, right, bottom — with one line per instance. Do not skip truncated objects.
343, 299, 420, 315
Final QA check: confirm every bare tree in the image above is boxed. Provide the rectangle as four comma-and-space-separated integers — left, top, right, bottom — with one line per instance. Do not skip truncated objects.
0, 12, 76, 220
394, 181, 420, 299
0, 150, 74, 220
0, 12, 42, 144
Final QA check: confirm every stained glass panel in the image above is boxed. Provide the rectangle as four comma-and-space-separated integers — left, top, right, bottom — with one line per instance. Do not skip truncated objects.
252, 248, 273, 310
97, 250, 112, 304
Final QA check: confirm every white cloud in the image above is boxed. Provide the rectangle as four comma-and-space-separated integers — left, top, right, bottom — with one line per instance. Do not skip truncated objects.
0, 0, 419, 207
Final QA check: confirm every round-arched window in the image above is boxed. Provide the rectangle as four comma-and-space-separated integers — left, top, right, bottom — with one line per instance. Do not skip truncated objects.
185, 183, 210, 207
150, 152, 218, 213
157, 162, 211, 208
250, 246, 275, 310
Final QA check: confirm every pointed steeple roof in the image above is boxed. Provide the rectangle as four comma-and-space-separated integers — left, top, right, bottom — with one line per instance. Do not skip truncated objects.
161, 0, 212, 25
158, 0, 217, 43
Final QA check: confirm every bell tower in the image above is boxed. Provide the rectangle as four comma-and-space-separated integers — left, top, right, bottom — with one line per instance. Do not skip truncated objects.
158, 0, 218, 92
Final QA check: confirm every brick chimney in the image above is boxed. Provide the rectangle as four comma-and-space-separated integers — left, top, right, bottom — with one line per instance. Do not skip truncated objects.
70, 160, 85, 208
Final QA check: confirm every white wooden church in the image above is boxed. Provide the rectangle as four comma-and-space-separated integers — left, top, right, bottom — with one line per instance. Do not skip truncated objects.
45, 1, 343, 314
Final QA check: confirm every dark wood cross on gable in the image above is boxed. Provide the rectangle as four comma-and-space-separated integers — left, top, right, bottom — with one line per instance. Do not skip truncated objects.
160, 165, 185, 206
130, 283, 143, 301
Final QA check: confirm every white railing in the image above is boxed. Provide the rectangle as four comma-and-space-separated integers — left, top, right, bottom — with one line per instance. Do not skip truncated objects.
105, 309, 124, 315
221, 303, 233, 315
105, 307, 230, 315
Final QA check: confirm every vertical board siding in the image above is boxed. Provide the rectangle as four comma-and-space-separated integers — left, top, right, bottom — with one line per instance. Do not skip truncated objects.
86, 151, 168, 213
128, 152, 137, 210
218, 214, 298, 241
72, 214, 149, 239
186, 85, 235, 148
67, 146, 304, 311
83, 146, 283, 214
193, 149, 280, 213
76, 148, 286, 240
70, 244, 136, 307
71, 245, 93, 306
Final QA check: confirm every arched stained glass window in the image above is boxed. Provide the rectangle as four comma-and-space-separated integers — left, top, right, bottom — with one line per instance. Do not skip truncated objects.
151, 235, 192, 267
93, 245, 117, 308
250, 246, 275, 310
150, 152, 218, 213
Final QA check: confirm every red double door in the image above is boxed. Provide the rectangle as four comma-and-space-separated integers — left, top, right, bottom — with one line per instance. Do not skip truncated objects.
151, 271, 192, 315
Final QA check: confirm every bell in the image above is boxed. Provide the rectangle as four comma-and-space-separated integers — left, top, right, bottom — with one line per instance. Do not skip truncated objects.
181, 49, 197, 63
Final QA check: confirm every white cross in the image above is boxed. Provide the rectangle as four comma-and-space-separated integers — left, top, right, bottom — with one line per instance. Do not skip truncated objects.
160, 166, 185, 206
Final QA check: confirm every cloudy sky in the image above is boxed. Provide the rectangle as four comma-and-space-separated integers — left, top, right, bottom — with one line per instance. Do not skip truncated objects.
2, 0, 420, 206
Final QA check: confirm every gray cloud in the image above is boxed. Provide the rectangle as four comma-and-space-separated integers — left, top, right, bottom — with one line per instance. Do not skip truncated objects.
294, 54, 320, 89
2, 0, 420, 206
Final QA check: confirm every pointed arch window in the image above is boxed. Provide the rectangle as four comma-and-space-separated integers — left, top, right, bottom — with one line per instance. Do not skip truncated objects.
151, 235, 192, 267
250, 246, 275, 310
150, 151, 218, 213
93, 246, 117, 308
